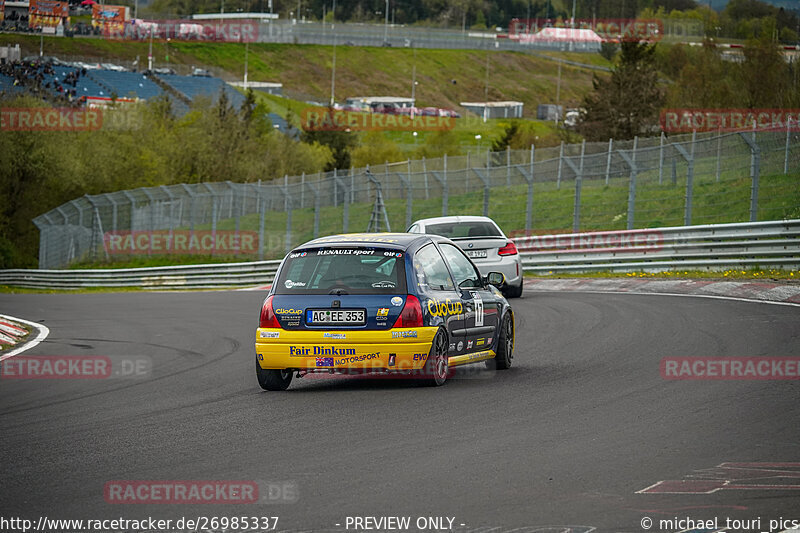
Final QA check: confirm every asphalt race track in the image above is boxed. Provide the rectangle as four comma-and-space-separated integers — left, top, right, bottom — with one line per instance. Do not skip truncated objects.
1, 290, 799, 533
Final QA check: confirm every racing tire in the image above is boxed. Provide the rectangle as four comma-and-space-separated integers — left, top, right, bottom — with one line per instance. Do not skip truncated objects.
503, 281, 523, 299
420, 328, 449, 387
256, 358, 293, 391
492, 312, 514, 370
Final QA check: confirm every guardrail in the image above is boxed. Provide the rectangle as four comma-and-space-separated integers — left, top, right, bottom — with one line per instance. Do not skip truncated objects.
1, 220, 798, 289
0, 260, 281, 290
515, 219, 800, 273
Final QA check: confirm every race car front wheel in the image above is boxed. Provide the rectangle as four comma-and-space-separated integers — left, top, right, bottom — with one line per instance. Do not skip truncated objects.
421, 328, 449, 387
256, 358, 293, 391
493, 312, 514, 370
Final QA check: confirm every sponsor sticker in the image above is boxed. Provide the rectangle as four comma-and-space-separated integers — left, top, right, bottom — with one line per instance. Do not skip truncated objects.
391, 330, 418, 338
467, 340, 474, 349
284, 280, 306, 289
427, 298, 463, 317
323, 333, 346, 339
377, 308, 390, 318
259, 331, 280, 339
372, 281, 396, 288
316, 249, 375, 256
457, 341, 463, 351
471, 292, 484, 327
391, 297, 403, 307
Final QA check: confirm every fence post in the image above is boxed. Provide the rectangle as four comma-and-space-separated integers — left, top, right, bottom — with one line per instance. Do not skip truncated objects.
301, 172, 305, 208
739, 130, 761, 222
563, 154, 582, 233
750, 122, 756, 181
617, 149, 637, 230
715, 127, 722, 182
285, 206, 292, 253
111, 197, 118, 233
283, 174, 288, 212
684, 131, 696, 226
527, 145, 534, 233
422, 156, 429, 199
605, 138, 613, 185
210, 195, 218, 257
785, 117, 792, 175
442, 154, 449, 216
506, 145, 511, 187
334, 175, 350, 232
658, 132, 664, 184
333, 168, 338, 207
671, 158, 677, 186
257, 184, 265, 260
557, 141, 564, 189
397, 170, 413, 228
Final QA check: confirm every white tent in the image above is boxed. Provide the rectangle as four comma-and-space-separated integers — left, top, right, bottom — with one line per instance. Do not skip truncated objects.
518, 27, 603, 44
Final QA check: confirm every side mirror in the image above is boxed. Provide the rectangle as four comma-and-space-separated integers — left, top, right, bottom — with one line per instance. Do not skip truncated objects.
486, 272, 506, 288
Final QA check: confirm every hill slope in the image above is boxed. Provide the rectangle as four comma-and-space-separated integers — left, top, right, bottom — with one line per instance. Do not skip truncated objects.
0, 34, 609, 114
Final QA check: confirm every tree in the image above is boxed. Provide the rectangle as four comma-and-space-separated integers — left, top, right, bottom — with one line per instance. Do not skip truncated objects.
740, 31, 795, 108
668, 40, 738, 108
578, 41, 665, 141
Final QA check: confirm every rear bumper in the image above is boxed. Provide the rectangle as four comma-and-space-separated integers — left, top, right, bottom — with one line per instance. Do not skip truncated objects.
255, 327, 438, 371
472, 256, 523, 287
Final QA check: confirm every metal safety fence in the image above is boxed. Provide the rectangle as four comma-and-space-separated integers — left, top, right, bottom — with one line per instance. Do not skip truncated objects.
32, 128, 800, 269
5, 220, 798, 288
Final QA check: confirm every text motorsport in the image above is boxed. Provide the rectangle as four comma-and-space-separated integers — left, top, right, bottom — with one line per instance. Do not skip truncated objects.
301, 108, 456, 132
103, 230, 258, 255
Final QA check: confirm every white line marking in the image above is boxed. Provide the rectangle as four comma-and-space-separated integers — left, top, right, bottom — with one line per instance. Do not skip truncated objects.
0, 314, 50, 361
528, 288, 800, 308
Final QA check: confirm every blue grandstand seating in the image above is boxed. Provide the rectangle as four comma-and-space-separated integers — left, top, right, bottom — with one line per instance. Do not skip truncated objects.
88, 71, 164, 100
49, 66, 108, 98
158, 74, 245, 109
0, 74, 26, 95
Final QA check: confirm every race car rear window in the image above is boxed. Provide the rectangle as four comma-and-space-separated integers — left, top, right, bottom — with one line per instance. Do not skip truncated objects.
275, 248, 407, 295
425, 221, 502, 239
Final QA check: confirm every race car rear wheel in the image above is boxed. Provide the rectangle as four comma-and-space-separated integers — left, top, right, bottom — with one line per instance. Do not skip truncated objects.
503, 281, 523, 299
256, 358, 293, 391
420, 328, 449, 387
493, 312, 514, 370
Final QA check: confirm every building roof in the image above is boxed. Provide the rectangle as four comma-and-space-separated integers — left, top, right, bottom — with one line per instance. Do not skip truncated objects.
460, 101, 524, 107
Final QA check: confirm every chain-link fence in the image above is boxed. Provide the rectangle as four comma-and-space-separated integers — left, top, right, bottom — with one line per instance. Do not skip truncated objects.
33, 128, 800, 268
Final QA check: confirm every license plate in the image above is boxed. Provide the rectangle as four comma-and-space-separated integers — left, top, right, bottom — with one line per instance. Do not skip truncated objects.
466, 250, 487, 258
307, 309, 365, 325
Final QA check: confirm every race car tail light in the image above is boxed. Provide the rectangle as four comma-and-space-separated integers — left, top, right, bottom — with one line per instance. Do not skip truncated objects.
259, 295, 282, 329
393, 295, 423, 328
498, 241, 518, 256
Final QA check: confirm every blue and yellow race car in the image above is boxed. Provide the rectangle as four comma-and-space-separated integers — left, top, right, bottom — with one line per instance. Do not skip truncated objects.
255, 233, 515, 390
